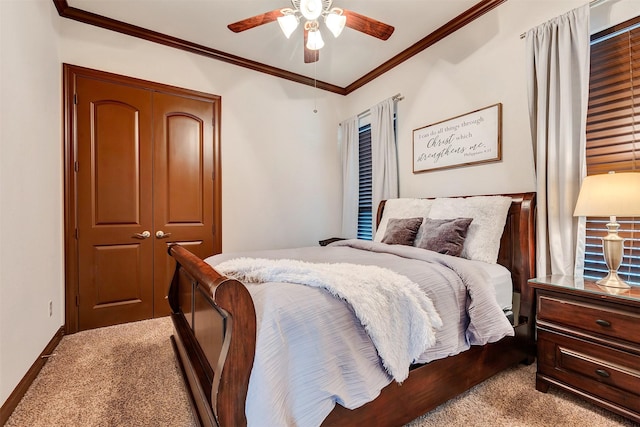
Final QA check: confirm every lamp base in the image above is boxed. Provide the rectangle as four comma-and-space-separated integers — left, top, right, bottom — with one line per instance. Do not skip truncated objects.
597, 219, 630, 289
596, 272, 631, 289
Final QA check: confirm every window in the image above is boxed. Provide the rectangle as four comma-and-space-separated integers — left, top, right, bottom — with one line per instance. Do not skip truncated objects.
356, 113, 398, 240
584, 16, 640, 284
357, 123, 373, 240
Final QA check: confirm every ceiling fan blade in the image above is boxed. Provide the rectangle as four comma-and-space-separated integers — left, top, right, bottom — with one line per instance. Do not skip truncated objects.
304, 29, 319, 63
228, 9, 282, 33
342, 9, 394, 41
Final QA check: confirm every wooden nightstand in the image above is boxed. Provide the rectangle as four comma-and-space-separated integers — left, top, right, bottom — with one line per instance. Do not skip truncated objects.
528, 275, 640, 423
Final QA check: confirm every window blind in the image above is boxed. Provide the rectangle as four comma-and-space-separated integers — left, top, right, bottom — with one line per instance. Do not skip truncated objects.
357, 124, 373, 240
585, 16, 640, 284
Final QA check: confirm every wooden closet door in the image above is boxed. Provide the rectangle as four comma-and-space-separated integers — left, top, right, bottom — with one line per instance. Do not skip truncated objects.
76, 77, 154, 330
152, 92, 216, 316
65, 64, 221, 332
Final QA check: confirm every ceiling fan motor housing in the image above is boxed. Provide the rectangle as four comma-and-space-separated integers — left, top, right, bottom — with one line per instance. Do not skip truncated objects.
294, 0, 333, 20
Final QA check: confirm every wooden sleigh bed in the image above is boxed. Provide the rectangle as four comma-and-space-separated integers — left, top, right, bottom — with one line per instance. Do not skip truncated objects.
168, 192, 537, 427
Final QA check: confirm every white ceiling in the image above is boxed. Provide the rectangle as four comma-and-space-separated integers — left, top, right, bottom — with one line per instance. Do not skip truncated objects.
66, 0, 484, 89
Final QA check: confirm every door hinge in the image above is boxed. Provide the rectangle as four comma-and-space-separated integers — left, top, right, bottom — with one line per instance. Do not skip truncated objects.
74, 93, 78, 105
75, 295, 79, 306
74, 228, 78, 240
74, 161, 79, 172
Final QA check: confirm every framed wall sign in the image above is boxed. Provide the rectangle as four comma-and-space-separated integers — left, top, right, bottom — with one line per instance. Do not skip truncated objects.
413, 103, 502, 173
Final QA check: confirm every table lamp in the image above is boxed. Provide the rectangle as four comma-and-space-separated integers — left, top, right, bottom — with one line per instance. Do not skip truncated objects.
573, 171, 640, 289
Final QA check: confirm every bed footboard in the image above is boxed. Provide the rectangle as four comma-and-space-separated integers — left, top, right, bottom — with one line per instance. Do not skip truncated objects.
167, 244, 256, 427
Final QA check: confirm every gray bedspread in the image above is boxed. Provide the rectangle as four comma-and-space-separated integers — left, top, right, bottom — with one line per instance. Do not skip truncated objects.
204, 239, 514, 427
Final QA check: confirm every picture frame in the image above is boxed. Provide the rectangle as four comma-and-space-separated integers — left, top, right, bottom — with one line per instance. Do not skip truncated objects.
412, 103, 502, 173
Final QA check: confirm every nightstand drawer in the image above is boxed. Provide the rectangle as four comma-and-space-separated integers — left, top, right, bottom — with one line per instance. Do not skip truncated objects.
529, 277, 640, 423
537, 292, 640, 345
538, 330, 640, 413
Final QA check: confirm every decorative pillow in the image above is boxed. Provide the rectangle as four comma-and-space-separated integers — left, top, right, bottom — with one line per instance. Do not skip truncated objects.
381, 217, 424, 246
427, 196, 512, 264
415, 218, 473, 257
374, 198, 434, 243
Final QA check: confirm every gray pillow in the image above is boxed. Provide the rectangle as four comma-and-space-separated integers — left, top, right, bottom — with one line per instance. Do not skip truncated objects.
415, 218, 473, 257
381, 217, 423, 246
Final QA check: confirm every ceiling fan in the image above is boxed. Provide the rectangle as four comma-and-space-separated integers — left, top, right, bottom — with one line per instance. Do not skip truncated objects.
227, 0, 395, 64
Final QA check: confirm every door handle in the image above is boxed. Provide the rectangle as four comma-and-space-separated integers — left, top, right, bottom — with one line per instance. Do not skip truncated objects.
132, 231, 151, 239
155, 230, 172, 239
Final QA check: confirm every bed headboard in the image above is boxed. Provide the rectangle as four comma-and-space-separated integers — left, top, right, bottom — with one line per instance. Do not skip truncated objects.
376, 193, 536, 294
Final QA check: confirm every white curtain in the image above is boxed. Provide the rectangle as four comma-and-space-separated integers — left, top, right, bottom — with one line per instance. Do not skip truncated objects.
526, 5, 590, 277
340, 115, 359, 238
370, 98, 399, 235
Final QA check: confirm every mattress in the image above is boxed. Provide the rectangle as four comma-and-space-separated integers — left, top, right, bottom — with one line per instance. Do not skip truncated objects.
467, 260, 513, 311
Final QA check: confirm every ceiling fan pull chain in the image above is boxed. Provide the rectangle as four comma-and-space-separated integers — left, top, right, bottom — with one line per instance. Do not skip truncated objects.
313, 57, 318, 113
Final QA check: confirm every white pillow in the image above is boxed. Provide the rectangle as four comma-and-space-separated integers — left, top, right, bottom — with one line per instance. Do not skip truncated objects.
374, 198, 434, 243
428, 196, 512, 264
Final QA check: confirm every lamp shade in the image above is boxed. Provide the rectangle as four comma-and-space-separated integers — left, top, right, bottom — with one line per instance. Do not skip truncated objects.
325, 10, 346, 37
573, 172, 640, 217
277, 14, 299, 38
306, 28, 324, 50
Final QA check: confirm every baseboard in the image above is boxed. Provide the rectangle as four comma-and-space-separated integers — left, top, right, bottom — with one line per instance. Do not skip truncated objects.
0, 326, 65, 425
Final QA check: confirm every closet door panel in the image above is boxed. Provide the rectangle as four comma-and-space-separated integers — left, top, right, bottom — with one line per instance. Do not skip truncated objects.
166, 114, 203, 222
75, 76, 154, 330
152, 92, 216, 316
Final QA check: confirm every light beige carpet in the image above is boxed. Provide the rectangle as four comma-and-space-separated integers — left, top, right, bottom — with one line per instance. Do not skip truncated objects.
5, 317, 638, 427
5, 317, 194, 427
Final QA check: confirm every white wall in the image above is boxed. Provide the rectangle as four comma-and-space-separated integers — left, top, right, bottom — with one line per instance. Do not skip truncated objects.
57, 19, 345, 253
344, 0, 598, 199
591, 0, 640, 33
0, 0, 63, 405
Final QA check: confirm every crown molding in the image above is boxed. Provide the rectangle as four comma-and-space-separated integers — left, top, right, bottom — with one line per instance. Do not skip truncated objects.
52, 0, 506, 95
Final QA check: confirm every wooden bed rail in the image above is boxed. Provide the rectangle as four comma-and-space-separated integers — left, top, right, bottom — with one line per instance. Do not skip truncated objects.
168, 244, 256, 427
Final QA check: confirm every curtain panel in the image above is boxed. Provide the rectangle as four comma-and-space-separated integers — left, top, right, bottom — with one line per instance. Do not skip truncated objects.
340, 97, 399, 238
340, 115, 359, 238
526, 5, 590, 277
370, 98, 399, 235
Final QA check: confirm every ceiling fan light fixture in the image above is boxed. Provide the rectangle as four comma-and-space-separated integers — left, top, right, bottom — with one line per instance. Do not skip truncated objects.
306, 28, 324, 50
227, 1, 395, 64
277, 10, 299, 38
299, 0, 323, 21
325, 8, 345, 38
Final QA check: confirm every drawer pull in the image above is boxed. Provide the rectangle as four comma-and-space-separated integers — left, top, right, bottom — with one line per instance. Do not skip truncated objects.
595, 319, 611, 327
595, 369, 610, 378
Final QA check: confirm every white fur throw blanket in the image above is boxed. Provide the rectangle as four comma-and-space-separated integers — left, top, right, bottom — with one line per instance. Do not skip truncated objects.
215, 257, 443, 382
